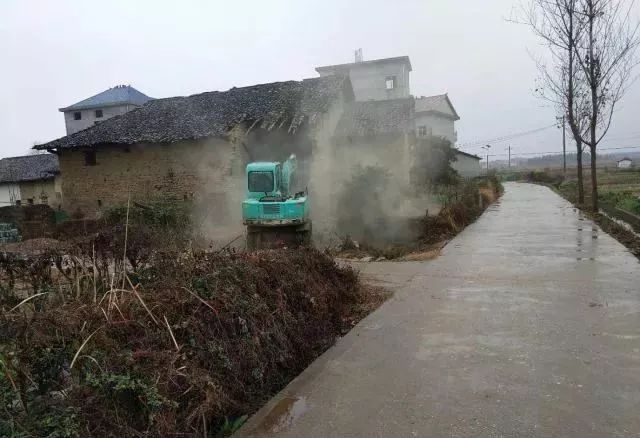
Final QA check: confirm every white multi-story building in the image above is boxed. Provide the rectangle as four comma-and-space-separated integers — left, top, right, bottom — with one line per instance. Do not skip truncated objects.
316, 53, 481, 178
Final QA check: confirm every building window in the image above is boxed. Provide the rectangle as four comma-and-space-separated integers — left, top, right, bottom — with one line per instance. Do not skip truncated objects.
418, 126, 427, 137
27, 198, 34, 205
74, 112, 82, 120
385, 76, 397, 90
97, 199, 102, 207
84, 151, 97, 166
95, 109, 103, 118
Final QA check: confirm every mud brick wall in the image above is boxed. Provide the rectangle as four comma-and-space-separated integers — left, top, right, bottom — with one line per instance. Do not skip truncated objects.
57, 139, 246, 218
0, 205, 56, 239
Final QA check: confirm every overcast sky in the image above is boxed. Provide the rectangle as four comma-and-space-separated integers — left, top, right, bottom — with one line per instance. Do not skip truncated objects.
2, 0, 640, 161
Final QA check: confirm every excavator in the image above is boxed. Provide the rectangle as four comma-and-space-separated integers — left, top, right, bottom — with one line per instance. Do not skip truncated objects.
242, 154, 311, 249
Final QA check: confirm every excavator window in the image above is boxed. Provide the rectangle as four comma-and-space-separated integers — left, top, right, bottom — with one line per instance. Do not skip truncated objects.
248, 171, 274, 192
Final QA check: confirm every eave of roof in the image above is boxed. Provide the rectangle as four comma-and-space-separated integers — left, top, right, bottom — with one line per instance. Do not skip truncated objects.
455, 149, 481, 160
59, 101, 142, 112
316, 56, 412, 73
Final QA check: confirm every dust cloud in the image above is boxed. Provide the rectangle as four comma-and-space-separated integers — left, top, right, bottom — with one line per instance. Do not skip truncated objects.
191, 121, 443, 249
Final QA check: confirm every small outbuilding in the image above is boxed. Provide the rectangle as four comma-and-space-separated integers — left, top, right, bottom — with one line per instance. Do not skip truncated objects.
452, 150, 482, 178
0, 154, 61, 208
617, 157, 633, 169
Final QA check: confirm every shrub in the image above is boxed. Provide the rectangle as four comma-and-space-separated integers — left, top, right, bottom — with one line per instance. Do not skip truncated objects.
0, 243, 374, 436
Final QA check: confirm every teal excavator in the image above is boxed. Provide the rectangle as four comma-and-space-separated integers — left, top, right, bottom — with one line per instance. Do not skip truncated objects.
242, 154, 311, 249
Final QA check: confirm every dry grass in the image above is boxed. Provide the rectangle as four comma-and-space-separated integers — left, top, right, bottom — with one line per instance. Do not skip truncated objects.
0, 230, 388, 437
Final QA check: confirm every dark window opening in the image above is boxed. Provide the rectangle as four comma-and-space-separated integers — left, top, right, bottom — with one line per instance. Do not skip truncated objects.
73, 111, 82, 120
27, 198, 34, 205
95, 109, 103, 118
385, 76, 397, 90
84, 151, 97, 166
248, 171, 274, 192
418, 126, 427, 137
97, 200, 102, 207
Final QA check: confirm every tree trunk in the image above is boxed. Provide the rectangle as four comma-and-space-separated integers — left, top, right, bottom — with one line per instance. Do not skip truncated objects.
587, 2, 599, 212
590, 145, 598, 211
576, 139, 584, 204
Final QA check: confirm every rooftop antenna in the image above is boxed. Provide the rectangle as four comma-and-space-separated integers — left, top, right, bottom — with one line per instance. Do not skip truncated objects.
354, 48, 363, 63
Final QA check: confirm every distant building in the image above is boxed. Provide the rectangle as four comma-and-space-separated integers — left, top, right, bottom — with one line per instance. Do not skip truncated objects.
415, 94, 460, 144
59, 85, 153, 135
316, 56, 412, 102
452, 150, 482, 178
617, 157, 633, 169
0, 154, 61, 208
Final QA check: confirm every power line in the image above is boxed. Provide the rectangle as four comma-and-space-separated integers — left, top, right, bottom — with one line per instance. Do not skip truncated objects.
458, 124, 558, 148
479, 144, 640, 158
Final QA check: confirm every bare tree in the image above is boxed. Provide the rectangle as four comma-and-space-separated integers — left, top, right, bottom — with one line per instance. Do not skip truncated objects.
519, 0, 638, 210
519, 0, 589, 203
572, 0, 639, 210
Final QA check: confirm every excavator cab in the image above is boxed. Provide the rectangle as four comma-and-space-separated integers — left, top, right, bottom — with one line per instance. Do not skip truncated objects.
242, 155, 311, 249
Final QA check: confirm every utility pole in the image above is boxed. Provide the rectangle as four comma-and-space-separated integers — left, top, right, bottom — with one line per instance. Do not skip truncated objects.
562, 115, 567, 174
482, 144, 491, 174
508, 145, 511, 168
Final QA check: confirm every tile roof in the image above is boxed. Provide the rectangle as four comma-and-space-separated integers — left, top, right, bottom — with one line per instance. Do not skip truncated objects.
415, 94, 460, 120
455, 150, 481, 160
334, 98, 415, 138
59, 85, 153, 112
38, 76, 352, 151
0, 154, 59, 183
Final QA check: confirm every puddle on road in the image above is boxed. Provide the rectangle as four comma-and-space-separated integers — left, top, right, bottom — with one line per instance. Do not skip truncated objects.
254, 396, 308, 433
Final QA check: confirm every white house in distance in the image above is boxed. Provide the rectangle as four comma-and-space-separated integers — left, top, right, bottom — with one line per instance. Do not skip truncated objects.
617, 157, 633, 169
414, 93, 481, 178
315, 53, 481, 178
415, 94, 459, 143
59, 85, 153, 135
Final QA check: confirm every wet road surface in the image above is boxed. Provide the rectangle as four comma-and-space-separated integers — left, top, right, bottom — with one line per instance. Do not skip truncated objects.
237, 183, 640, 437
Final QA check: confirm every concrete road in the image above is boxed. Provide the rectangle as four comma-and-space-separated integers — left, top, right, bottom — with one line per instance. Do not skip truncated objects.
237, 183, 640, 438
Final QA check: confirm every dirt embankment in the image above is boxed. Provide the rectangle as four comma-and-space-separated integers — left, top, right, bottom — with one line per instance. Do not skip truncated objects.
0, 231, 388, 437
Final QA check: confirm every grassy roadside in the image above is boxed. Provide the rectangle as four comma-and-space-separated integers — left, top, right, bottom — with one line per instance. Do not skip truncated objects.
555, 182, 640, 259
0, 223, 390, 437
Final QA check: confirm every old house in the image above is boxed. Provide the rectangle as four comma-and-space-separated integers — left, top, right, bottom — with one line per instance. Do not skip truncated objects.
60, 85, 153, 135
0, 154, 61, 208
36, 76, 354, 219
332, 98, 415, 180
